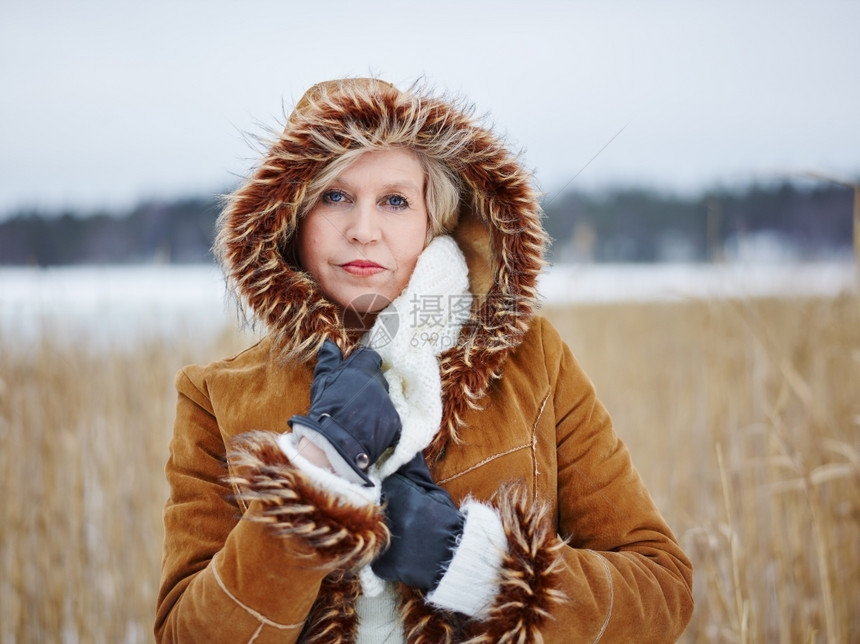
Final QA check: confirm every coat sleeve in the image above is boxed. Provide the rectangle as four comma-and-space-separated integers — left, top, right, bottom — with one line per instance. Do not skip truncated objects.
412, 318, 694, 644
154, 368, 388, 644
474, 318, 694, 643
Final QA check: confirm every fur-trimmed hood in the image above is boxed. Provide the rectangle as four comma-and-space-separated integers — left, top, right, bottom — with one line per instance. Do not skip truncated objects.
215, 77, 547, 459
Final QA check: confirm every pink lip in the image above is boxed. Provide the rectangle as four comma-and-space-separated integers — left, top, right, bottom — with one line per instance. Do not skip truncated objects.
339, 260, 385, 276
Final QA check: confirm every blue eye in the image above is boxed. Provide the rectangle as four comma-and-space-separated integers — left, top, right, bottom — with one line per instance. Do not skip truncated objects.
385, 194, 408, 209
323, 190, 347, 204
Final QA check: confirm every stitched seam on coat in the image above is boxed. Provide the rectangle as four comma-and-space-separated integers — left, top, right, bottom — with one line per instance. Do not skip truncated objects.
227, 459, 249, 514
589, 550, 614, 643
211, 554, 304, 632
531, 390, 550, 506
436, 443, 530, 485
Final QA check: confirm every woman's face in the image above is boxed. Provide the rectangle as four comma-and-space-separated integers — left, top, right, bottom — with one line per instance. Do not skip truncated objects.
297, 148, 429, 317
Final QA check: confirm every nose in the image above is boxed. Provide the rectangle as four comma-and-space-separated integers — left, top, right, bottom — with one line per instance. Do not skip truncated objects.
344, 201, 381, 244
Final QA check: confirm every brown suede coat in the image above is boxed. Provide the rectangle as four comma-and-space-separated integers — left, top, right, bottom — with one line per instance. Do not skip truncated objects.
155, 78, 693, 643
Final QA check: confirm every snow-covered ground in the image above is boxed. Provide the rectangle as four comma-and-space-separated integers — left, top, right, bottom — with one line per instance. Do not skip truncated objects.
537, 261, 856, 303
0, 262, 855, 344
0, 265, 232, 345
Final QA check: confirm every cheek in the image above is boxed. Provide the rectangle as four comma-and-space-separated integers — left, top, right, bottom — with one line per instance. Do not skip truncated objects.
395, 220, 430, 273
295, 214, 327, 273
409, 212, 431, 250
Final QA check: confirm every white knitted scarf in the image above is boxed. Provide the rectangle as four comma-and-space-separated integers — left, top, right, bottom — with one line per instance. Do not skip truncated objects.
358, 234, 472, 596
363, 234, 471, 479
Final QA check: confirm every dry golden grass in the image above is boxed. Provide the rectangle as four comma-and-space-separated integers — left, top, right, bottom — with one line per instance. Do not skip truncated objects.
544, 294, 860, 644
1, 292, 857, 643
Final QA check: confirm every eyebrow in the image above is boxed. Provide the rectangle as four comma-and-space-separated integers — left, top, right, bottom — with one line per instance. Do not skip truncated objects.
329, 179, 424, 194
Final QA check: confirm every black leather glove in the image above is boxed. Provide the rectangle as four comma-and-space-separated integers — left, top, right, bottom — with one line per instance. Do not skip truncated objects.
289, 339, 401, 485
371, 453, 465, 591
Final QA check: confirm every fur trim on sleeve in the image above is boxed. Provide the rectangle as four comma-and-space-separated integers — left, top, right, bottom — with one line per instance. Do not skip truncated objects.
462, 482, 568, 642
398, 482, 567, 644
426, 500, 507, 617
226, 430, 389, 571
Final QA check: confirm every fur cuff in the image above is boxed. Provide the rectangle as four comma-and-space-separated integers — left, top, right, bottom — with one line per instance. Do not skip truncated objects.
227, 430, 389, 571
277, 430, 380, 503
426, 500, 506, 617
462, 483, 567, 641
399, 483, 567, 643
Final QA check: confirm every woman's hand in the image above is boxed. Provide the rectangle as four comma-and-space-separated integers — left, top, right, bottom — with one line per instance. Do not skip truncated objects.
372, 453, 465, 591
297, 435, 335, 472
289, 339, 401, 485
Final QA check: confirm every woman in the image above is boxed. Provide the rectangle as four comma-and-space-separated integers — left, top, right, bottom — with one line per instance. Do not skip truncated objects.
155, 78, 694, 643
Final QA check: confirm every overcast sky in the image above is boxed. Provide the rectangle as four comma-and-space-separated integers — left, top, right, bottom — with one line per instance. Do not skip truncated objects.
2, 0, 858, 218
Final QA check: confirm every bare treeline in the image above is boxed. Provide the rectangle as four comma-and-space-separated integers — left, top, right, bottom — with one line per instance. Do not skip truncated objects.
0, 181, 854, 265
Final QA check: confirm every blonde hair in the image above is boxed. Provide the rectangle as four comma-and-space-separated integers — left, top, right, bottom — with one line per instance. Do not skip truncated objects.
299, 147, 461, 241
